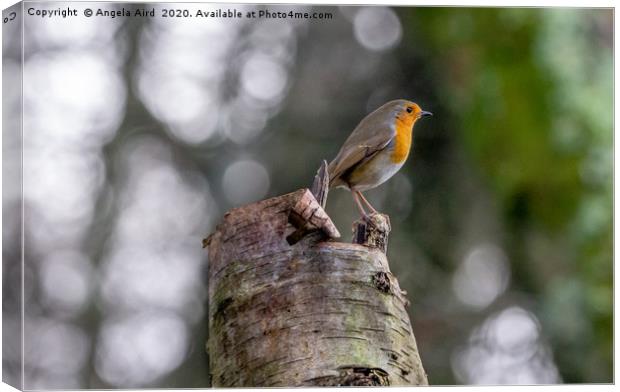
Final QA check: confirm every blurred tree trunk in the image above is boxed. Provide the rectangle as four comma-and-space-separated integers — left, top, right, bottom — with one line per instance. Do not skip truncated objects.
204, 188, 428, 387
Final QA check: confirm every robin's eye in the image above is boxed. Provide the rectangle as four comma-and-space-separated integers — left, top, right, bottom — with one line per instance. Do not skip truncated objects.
406, 107, 413, 113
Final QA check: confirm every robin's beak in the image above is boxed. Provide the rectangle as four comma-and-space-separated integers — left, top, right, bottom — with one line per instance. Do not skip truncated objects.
420, 111, 433, 117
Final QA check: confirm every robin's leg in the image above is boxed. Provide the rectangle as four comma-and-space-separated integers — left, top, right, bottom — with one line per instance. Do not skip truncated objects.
356, 191, 378, 214
352, 191, 369, 217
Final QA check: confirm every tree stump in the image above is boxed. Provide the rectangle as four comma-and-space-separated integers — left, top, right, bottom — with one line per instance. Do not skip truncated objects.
204, 189, 428, 387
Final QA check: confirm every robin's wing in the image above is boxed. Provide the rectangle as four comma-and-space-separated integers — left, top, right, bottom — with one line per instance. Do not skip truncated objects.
328, 122, 396, 186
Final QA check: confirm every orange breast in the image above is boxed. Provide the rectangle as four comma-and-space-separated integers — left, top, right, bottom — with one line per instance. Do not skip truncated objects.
390, 116, 414, 163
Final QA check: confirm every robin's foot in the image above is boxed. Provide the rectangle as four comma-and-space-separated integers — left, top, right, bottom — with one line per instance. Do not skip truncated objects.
356, 191, 378, 214
352, 192, 368, 217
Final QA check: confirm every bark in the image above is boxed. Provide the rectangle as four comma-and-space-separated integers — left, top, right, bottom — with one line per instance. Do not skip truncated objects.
205, 188, 428, 387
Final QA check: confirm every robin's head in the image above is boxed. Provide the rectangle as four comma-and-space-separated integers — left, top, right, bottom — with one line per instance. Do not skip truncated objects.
390, 100, 432, 127
399, 101, 432, 119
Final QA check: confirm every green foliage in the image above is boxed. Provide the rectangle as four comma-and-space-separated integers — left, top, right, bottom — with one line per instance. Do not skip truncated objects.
402, 7, 612, 383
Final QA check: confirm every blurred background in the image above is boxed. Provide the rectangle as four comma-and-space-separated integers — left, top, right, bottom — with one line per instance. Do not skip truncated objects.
2, 2, 612, 388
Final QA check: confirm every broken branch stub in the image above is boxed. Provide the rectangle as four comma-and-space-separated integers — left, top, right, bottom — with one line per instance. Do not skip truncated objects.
204, 189, 427, 387
287, 188, 340, 244
352, 213, 391, 254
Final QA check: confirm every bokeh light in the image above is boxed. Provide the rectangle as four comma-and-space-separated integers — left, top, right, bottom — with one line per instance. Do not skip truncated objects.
241, 52, 289, 102
451, 307, 560, 384
24, 317, 90, 388
353, 7, 402, 51
39, 250, 93, 317
95, 312, 188, 386
452, 243, 510, 309
222, 159, 271, 206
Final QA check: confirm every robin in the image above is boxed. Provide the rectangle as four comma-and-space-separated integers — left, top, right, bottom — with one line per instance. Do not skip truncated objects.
328, 99, 432, 218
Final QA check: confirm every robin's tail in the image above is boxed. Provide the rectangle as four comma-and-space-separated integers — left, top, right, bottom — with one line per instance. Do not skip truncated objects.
327, 158, 345, 189
327, 160, 335, 185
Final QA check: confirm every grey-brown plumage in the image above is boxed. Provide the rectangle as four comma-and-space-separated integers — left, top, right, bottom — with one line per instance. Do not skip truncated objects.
327, 99, 432, 216
328, 100, 406, 189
